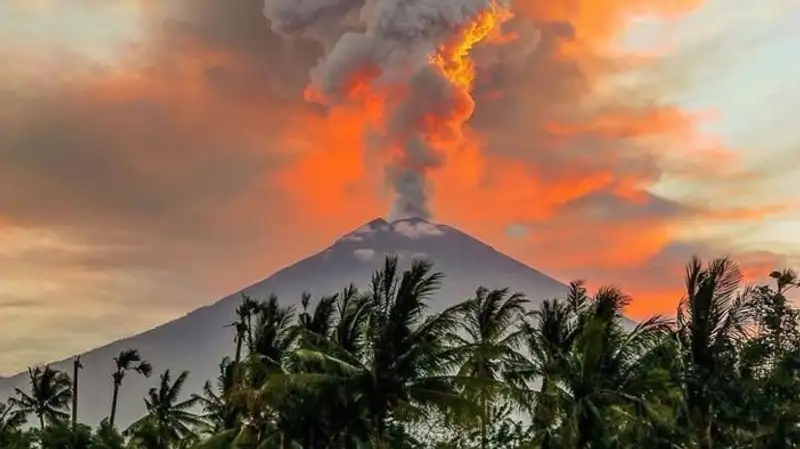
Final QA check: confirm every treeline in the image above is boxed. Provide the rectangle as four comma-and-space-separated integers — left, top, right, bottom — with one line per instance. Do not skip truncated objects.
2, 255, 800, 449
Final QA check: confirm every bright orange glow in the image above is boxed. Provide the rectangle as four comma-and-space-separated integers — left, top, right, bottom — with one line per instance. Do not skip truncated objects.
430, 2, 513, 93
268, 0, 785, 318
2, 0, 792, 351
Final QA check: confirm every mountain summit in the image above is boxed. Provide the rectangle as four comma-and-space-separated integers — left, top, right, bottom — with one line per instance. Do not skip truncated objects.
0, 218, 567, 427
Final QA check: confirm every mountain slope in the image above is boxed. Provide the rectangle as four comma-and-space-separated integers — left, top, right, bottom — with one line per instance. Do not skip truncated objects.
0, 217, 567, 428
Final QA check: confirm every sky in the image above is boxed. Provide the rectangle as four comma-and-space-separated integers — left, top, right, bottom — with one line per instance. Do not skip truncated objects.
0, 0, 798, 374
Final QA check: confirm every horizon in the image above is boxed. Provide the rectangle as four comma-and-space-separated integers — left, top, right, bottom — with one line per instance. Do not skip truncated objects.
0, 215, 771, 378
2, 215, 560, 377
1, 0, 799, 374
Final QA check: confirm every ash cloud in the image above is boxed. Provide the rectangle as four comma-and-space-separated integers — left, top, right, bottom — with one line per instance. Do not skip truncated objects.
263, 0, 509, 219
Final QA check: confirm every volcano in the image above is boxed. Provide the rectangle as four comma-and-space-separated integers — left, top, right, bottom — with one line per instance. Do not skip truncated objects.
0, 218, 567, 428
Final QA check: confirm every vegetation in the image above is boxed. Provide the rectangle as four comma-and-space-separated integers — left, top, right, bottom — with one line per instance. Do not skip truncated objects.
2, 254, 800, 448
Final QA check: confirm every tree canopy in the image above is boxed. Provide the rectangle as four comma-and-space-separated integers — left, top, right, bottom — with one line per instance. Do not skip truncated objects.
2, 255, 800, 449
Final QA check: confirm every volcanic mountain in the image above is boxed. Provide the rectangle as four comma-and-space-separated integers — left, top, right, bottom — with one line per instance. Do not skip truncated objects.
0, 218, 567, 428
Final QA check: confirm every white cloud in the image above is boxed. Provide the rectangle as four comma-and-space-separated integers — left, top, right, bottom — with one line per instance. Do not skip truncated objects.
337, 224, 376, 243
393, 221, 445, 239
353, 248, 376, 262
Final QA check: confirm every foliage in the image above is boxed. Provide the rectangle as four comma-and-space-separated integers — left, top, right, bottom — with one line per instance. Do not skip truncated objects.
110, 349, 153, 428
9, 365, 72, 429
126, 370, 204, 448
2, 254, 800, 449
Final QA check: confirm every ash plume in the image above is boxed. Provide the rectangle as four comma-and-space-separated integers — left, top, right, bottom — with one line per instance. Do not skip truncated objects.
263, 0, 510, 219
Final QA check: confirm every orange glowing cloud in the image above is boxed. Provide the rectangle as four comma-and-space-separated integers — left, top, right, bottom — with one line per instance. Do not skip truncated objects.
0, 0, 793, 335
255, 0, 791, 316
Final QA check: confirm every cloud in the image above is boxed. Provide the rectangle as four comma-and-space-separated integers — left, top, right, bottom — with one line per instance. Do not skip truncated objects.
393, 221, 446, 239
0, 0, 383, 372
0, 0, 797, 372
415, 0, 796, 315
353, 248, 376, 262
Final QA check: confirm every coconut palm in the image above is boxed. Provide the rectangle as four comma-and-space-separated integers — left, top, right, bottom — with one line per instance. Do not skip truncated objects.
227, 295, 260, 368
213, 296, 299, 448
677, 257, 751, 449
10, 365, 72, 429
290, 286, 374, 448
0, 401, 26, 437
126, 370, 204, 448
558, 287, 672, 448
274, 285, 373, 449
109, 348, 153, 427
290, 256, 469, 447
0, 402, 30, 449
449, 286, 528, 449
511, 284, 671, 448
361, 256, 471, 446
250, 295, 298, 377
509, 281, 588, 447
732, 270, 800, 448
72, 355, 83, 428
297, 292, 338, 338
192, 358, 240, 434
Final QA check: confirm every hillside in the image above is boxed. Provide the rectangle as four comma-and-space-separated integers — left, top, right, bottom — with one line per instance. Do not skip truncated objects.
0, 217, 568, 427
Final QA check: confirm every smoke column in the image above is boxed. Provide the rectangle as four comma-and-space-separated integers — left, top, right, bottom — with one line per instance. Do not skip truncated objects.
263, 0, 512, 219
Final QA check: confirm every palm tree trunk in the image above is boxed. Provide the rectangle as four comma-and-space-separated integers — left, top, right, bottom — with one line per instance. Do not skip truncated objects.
371, 414, 389, 449
38, 413, 45, 430
698, 423, 713, 449
533, 376, 551, 432
480, 393, 489, 449
699, 433, 713, 449
576, 411, 594, 449
691, 406, 713, 449
246, 315, 254, 353
72, 357, 80, 428
280, 430, 293, 449
234, 332, 243, 367
109, 381, 121, 427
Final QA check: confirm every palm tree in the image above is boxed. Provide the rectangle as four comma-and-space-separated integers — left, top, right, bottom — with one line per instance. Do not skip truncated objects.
0, 401, 26, 437
195, 296, 300, 449
282, 284, 373, 448
109, 349, 153, 427
227, 294, 260, 368
677, 257, 751, 449
288, 287, 375, 448
292, 256, 468, 447
511, 284, 671, 448
94, 418, 127, 449
126, 370, 204, 448
562, 287, 672, 448
297, 291, 338, 338
0, 401, 31, 449
449, 286, 528, 449
361, 256, 470, 446
730, 270, 800, 448
510, 282, 587, 447
72, 355, 83, 428
192, 358, 240, 434
10, 365, 72, 429
234, 295, 299, 447
250, 295, 298, 376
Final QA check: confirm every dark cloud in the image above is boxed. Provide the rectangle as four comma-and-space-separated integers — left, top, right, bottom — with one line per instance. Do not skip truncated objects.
1, 0, 320, 263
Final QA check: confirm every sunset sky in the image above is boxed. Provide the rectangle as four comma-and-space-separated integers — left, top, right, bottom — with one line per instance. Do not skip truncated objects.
0, 0, 798, 374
